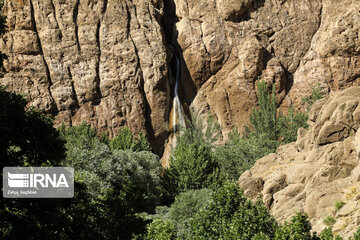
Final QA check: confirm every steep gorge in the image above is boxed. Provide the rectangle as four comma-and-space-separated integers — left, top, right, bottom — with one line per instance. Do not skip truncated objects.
1, 0, 360, 155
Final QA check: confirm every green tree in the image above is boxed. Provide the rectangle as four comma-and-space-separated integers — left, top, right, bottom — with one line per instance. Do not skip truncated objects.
245, 80, 278, 140
216, 81, 308, 180
60, 123, 163, 239
140, 219, 177, 240
109, 127, 151, 152
170, 189, 213, 239
245, 80, 308, 143
215, 129, 278, 180
190, 182, 278, 239
277, 106, 308, 144
0, 87, 65, 167
139, 188, 213, 240
274, 212, 313, 240
162, 117, 223, 200
0, 87, 68, 239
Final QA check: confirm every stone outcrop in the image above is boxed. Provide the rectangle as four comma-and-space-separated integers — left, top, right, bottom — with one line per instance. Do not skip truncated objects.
1, 0, 360, 153
239, 87, 360, 238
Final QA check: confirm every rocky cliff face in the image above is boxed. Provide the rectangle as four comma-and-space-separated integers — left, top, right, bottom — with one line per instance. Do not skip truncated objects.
179, 0, 360, 137
239, 86, 360, 238
0, 0, 170, 153
1, 0, 360, 153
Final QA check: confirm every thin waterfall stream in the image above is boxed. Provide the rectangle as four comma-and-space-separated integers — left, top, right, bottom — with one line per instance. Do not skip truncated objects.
161, 52, 187, 167
172, 53, 186, 133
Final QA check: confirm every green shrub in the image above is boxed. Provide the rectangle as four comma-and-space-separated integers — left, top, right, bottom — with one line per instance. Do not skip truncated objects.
323, 215, 336, 227
166, 189, 213, 239
162, 117, 223, 200
277, 106, 308, 144
274, 212, 313, 240
190, 182, 278, 239
252, 233, 271, 240
60, 123, 162, 239
166, 188, 212, 221
215, 80, 308, 180
215, 130, 278, 180
109, 127, 151, 152
302, 84, 326, 110
335, 201, 345, 211
141, 188, 213, 240
244, 80, 278, 141
140, 219, 177, 240
319, 228, 335, 240
245, 80, 308, 143
163, 139, 221, 199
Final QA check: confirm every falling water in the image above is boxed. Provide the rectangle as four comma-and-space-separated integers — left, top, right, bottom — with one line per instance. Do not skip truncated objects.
172, 54, 186, 133
161, 53, 187, 167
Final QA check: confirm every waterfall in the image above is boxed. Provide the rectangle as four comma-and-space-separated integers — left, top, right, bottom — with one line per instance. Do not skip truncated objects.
172, 54, 186, 133
161, 53, 187, 167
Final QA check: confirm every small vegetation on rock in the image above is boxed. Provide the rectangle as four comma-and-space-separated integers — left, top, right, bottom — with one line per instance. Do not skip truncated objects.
302, 84, 327, 110
320, 228, 338, 240
323, 215, 337, 227
335, 201, 345, 211
351, 228, 360, 240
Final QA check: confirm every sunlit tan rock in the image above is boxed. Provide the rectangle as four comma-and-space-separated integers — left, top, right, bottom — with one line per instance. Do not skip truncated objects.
239, 87, 360, 238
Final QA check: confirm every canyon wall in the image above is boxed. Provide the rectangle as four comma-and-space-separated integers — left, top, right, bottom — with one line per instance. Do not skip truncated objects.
0, 0, 170, 153
1, 0, 360, 153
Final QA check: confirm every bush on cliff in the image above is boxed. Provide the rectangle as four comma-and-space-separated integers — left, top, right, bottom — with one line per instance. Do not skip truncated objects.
216, 80, 308, 180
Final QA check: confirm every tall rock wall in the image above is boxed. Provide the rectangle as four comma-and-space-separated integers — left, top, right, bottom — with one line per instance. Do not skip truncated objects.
0, 0, 169, 153
1, 0, 360, 152
176, 0, 360, 137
